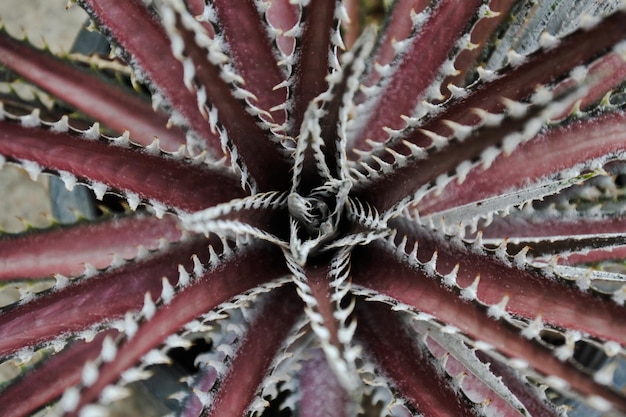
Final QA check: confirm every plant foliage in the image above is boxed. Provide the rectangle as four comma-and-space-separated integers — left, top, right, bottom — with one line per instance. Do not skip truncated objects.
1, 0, 626, 416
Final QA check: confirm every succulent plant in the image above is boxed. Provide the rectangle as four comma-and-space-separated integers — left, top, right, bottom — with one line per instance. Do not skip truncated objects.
2, 0, 626, 416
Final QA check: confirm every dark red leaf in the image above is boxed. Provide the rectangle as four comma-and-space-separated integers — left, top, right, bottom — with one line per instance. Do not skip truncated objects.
0, 121, 244, 212
0, 31, 186, 151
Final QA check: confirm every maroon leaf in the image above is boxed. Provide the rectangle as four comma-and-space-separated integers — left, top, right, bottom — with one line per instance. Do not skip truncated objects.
297, 33, 374, 184
165, 5, 291, 191
265, 0, 299, 55
483, 214, 626, 240
351, 0, 483, 146
207, 286, 301, 417
551, 51, 626, 116
211, 0, 288, 125
0, 214, 182, 280
0, 31, 186, 151
299, 349, 350, 417
439, 0, 516, 98
2, 1, 626, 416
353, 0, 430, 106
482, 214, 626, 266
474, 350, 561, 417
306, 267, 343, 346
356, 10, 626, 213
288, 0, 338, 136
408, 8, 626, 142
389, 220, 626, 346
185, 0, 217, 36
0, 329, 118, 417
68, 243, 290, 415
0, 238, 211, 356
0, 121, 244, 212
353, 101, 545, 212
356, 300, 476, 417
77, 0, 223, 155
423, 335, 558, 417
418, 110, 626, 216
351, 243, 626, 412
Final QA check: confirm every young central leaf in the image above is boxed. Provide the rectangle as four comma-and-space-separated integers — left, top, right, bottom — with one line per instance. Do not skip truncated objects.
288, 179, 352, 264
